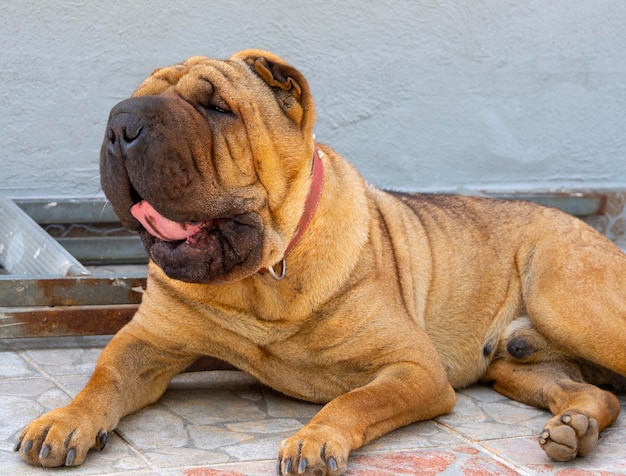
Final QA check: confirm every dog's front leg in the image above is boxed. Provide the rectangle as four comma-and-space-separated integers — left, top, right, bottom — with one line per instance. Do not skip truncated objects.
276, 361, 456, 476
14, 321, 196, 467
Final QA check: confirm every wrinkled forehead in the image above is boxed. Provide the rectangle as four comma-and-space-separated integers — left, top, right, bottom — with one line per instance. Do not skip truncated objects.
132, 56, 258, 101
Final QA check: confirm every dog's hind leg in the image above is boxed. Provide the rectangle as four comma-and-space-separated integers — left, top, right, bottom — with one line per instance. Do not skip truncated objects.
519, 225, 626, 377
484, 358, 621, 461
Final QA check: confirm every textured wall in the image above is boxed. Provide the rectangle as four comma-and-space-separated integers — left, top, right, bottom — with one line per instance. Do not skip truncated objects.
1, 1, 626, 198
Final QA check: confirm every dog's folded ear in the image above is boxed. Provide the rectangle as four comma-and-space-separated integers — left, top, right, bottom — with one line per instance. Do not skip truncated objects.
233, 49, 315, 131
253, 56, 303, 99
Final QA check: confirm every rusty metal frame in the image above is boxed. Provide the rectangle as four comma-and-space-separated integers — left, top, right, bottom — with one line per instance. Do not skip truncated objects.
0, 273, 146, 337
0, 275, 145, 337
0, 197, 147, 338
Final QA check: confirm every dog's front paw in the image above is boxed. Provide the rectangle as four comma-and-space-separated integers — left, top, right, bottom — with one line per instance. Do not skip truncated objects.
538, 411, 599, 462
277, 424, 349, 476
14, 406, 108, 467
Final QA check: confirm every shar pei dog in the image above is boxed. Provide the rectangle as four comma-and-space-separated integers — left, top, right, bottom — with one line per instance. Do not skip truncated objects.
16, 50, 626, 474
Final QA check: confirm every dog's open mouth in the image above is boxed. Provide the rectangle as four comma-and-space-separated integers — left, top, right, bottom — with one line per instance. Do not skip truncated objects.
130, 200, 263, 283
131, 201, 208, 243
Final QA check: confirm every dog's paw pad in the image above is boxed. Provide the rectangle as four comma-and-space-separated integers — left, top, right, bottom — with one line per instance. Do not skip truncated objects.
538, 412, 599, 461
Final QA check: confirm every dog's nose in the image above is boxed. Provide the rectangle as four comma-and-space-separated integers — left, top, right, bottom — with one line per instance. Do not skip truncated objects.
106, 113, 144, 155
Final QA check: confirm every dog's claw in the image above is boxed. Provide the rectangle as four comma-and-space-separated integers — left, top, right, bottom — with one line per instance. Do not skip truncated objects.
39, 444, 51, 459
96, 429, 108, 451
13, 437, 23, 452
297, 457, 307, 473
23, 440, 33, 454
283, 458, 292, 474
328, 457, 338, 472
65, 447, 76, 466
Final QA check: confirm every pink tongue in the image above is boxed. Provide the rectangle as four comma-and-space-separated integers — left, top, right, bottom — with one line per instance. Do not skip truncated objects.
130, 201, 203, 242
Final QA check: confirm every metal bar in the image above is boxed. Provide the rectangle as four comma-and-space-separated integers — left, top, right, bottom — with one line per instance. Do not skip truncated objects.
57, 236, 148, 264
0, 196, 90, 276
0, 304, 137, 338
487, 192, 605, 217
14, 198, 120, 224
0, 276, 146, 307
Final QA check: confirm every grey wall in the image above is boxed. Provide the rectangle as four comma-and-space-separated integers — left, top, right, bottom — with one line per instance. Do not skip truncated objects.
2, 1, 626, 198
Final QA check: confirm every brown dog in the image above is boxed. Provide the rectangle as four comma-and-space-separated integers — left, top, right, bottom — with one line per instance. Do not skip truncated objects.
15, 50, 626, 474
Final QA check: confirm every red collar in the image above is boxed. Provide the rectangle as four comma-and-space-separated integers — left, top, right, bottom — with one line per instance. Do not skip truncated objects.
261, 147, 324, 280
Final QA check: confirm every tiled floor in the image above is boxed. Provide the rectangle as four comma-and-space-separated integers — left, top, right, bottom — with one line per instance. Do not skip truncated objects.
1, 335, 624, 476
